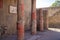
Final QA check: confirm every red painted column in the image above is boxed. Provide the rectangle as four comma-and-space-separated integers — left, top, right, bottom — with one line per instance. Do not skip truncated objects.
17, 0, 24, 40
31, 0, 37, 34
39, 9, 44, 31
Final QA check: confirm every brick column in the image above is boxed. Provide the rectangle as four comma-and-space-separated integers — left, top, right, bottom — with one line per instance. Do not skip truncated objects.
45, 10, 48, 30
17, 0, 24, 40
39, 9, 44, 31
31, 0, 37, 34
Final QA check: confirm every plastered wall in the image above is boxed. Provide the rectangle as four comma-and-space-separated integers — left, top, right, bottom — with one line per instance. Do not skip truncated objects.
0, 0, 32, 34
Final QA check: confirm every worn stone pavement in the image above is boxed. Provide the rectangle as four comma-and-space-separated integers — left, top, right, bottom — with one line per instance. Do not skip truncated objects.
1, 28, 60, 40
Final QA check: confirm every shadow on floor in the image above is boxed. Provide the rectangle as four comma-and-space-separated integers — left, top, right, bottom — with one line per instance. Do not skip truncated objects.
0, 34, 17, 40
1, 28, 60, 40
24, 28, 60, 40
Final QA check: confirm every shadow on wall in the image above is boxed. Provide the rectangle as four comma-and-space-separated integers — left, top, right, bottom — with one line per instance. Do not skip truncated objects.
49, 23, 60, 29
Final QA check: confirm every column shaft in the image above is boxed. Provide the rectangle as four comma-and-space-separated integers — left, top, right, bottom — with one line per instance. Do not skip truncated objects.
46, 10, 48, 30
39, 9, 44, 31
31, 0, 37, 34
17, 0, 24, 40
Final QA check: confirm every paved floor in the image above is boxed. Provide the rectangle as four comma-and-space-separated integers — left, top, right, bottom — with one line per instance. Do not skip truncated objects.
1, 34, 17, 40
1, 28, 60, 40
25, 28, 60, 40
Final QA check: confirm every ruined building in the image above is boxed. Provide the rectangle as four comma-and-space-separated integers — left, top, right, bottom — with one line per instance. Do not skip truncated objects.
1, 0, 60, 40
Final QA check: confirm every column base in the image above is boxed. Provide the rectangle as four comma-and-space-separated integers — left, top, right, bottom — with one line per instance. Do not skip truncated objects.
17, 23, 24, 40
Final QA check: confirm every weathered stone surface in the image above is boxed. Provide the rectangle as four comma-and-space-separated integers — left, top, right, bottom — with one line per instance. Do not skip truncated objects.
0, 0, 32, 35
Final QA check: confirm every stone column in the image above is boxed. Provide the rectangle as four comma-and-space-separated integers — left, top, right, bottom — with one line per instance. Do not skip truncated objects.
39, 9, 44, 31
17, 0, 24, 40
45, 10, 48, 30
31, 0, 37, 34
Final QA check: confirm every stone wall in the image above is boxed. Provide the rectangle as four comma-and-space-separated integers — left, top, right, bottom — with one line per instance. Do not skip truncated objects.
24, 0, 32, 31
1, 0, 17, 34
42, 7, 60, 28
0, 0, 32, 35
48, 7, 60, 28
37, 7, 60, 28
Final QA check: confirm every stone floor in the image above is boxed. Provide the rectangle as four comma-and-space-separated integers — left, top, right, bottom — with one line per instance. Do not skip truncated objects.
25, 30, 60, 40
24, 28, 60, 40
1, 28, 60, 40
1, 34, 17, 40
